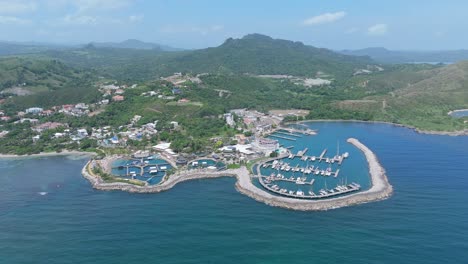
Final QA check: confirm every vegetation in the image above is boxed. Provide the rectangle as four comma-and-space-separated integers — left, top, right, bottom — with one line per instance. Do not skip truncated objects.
91, 166, 145, 186
34, 34, 373, 82
1, 34, 467, 156
0, 57, 99, 111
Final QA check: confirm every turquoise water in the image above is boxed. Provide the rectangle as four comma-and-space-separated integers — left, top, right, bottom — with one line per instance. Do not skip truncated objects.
450, 109, 468, 118
111, 157, 171, 185
188, 159, 225, 170
263, 128, 370, 195
1, 122, 468, 264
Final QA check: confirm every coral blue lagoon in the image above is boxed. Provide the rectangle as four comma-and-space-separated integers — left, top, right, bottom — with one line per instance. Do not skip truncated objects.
1, 122, 468, 263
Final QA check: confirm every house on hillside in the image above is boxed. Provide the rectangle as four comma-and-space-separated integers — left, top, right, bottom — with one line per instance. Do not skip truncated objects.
25, 107, 43, 114
112, 95, 125, 101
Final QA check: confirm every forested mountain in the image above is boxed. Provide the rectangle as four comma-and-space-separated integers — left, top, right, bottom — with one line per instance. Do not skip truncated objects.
340, 47, 468, 64
158, 34, 374, 78
38, 34, 375, 81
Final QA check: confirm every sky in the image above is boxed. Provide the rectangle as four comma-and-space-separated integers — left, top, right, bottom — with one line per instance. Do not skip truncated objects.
0, 0, 467, 50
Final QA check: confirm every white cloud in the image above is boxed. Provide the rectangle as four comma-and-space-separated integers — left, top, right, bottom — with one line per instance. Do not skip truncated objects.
128, 14, 144, 23
0, 1, 37, 14
368, 23, 388, 35
303, 11, 346, 26
0, 15, 31, 25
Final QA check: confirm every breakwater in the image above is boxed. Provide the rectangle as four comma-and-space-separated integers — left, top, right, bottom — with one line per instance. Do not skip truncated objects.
81, 138, 392, 210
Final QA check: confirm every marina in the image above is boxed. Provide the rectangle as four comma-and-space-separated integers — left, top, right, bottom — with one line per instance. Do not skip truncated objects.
110, 155, 173, 185
257, 126, 366, 200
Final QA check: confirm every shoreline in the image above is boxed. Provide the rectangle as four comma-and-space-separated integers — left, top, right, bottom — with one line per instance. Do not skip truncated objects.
0, 150, 96, 159
291, 119, 468, 136
81, 138, 393, 211
448, 109, 468, 115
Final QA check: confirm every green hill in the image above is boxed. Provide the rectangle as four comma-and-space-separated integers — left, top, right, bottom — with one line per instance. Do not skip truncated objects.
39, 34, 374, 81
0, 57, 83, 92
0, 57, 99, 111
325, 61, 468, 131
160, 34, 373, 78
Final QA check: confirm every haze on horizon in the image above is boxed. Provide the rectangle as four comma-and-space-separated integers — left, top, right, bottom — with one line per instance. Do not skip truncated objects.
0, 0, 467, 51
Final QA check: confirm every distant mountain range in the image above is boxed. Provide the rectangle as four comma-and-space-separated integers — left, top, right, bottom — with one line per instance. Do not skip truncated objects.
0, 39, 181, 56
36, 34, 375, 80
88, 39, 182, 51
340, 47, 468, 64
0, 41, 72, 56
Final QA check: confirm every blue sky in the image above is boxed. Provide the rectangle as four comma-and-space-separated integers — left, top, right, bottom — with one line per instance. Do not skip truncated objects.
0, 0, 466, 50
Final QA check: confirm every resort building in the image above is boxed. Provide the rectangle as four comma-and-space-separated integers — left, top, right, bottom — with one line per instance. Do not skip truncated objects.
77, 129, 89, 138
25, 107, 43, 114
252, 137, 279, 156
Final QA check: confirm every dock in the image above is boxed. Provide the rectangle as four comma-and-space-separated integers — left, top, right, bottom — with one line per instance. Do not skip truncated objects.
276, 130, 303, 138
113, 163, 171, 177
269, 134, 297, 141
319, 149, 327, 162
261, 176, 314, 185
278, 126, 317, 136
258, 175, 360, 199
334, 169, 340, 178
297, 148, 308, 157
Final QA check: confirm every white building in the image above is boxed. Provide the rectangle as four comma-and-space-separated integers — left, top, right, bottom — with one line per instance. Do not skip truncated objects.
25, 107, 43, 114
252, 137, 279, 156
224, 113, 235, 127
77, 129, 89, 138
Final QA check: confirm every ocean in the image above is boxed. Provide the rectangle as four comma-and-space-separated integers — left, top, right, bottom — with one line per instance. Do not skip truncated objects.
1, 122, 467, 264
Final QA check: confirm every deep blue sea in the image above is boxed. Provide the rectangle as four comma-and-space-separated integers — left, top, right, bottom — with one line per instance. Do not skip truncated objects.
1, 122, 467, 264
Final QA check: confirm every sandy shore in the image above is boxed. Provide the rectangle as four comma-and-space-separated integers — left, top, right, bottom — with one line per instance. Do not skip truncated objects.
81, 138, 393, 211
0, 150, 96, 159
293, 119, 468, 136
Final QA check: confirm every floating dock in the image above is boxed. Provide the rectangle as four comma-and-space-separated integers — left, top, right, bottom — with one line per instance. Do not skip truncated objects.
297, 148, 308, 157
319, 149, 327, 162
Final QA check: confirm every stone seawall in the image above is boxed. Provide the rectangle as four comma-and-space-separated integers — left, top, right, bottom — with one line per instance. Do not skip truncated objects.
82, 138, 393, 211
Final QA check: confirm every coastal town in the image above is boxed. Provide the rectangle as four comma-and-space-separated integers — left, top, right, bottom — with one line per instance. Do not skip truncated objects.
0, 70, 395, 210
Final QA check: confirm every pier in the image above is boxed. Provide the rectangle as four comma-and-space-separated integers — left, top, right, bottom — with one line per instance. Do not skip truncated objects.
278, 126, 317, 136
297, 148, 308, 157
113, 163, 171, 177
275, 130, 303, 138
334, 169, 340, 178
269, 134, 297, 141
258, 173, 360, 199
319, 149, 327, 162
261, 176, 315, 185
